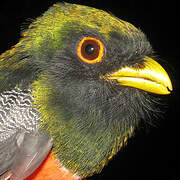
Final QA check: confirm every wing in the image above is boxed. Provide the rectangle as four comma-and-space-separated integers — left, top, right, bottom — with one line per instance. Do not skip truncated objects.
0, 131, 53, 180
0, 88, 53, 179
0, 133, 19, 175
10, 132, 53, 180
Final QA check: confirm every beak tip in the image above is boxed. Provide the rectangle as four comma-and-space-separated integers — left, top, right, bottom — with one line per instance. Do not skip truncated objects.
167, 86, 173, 94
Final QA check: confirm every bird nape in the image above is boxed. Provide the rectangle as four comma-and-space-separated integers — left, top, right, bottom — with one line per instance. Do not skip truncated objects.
0, 2, 172, 180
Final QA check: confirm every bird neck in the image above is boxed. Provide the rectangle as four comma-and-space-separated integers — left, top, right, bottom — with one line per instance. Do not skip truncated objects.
31, 77, 135, 178
42, 115, 134, 178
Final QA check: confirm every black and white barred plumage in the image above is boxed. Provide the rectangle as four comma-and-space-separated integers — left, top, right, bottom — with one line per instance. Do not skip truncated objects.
0, 88, 40, 142
0, 88, 53, 179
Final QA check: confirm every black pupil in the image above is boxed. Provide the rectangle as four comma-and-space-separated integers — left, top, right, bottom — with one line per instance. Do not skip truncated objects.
85, 44, 95, 55
81, 39, 100, 60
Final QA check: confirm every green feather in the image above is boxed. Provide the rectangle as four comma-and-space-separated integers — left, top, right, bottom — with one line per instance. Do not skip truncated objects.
0, 2, 154, 178
31, 74, 135, 177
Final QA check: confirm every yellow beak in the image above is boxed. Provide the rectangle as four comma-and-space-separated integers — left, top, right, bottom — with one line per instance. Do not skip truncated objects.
101, 57, 173, 95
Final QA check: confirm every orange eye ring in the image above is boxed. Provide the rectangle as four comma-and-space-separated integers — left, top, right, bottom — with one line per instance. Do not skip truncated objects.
77, 37, 104, 64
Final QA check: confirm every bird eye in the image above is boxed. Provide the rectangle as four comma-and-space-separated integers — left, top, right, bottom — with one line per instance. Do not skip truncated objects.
77, 37, 104, 64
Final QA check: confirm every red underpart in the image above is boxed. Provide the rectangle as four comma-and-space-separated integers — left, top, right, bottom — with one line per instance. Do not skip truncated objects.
8, 151, 81, 180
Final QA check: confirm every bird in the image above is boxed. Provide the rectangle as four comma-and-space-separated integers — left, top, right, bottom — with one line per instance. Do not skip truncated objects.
0, 2, 173, 180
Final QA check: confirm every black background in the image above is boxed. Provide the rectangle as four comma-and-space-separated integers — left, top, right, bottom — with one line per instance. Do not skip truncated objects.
0, 0, 177, 179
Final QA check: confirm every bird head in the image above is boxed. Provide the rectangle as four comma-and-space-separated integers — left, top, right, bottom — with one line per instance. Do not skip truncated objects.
0, 2, 173, 178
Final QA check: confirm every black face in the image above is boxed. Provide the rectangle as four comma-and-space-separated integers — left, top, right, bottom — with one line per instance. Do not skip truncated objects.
46, 25, 158, 132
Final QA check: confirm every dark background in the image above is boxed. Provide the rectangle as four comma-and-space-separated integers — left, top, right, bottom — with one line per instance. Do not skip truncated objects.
0, 0, 177, 179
